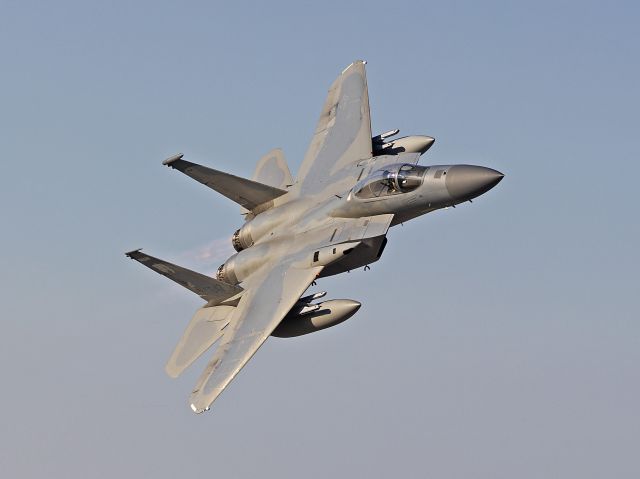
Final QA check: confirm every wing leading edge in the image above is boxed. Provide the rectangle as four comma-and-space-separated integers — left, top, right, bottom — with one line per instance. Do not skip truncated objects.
294, 60, 372, 198
163, 154, 287, 212
189, 261, 323, 413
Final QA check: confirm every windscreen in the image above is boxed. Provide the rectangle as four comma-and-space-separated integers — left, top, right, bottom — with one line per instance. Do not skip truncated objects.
354, 164, 428, 199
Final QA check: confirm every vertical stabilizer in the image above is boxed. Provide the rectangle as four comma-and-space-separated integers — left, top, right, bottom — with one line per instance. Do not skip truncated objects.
252, 148, 293, 189
165, 305, 235, 378
241, 148, 293, 216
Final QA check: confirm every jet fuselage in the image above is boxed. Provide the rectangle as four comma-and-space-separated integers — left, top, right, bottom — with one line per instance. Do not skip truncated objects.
217, 162, 503, 284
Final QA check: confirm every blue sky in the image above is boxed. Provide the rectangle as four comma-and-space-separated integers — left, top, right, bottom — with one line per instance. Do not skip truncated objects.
1, 1, 639, 477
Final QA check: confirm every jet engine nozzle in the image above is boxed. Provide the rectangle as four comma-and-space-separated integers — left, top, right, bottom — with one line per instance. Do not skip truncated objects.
231, 227, 253, 252
216, 243, 271, 285
445, 165, 504, 202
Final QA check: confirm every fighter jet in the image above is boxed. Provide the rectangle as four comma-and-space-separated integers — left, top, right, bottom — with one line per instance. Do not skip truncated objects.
126, 60, 503, 413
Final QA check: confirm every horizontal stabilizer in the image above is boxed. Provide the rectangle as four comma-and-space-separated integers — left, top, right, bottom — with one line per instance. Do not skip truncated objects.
163, 154, 288, 211
166, 305, 235, 378
125, 249, 242, 304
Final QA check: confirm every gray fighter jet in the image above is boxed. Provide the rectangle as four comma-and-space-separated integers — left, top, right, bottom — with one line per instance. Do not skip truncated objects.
126, 61, 503, 413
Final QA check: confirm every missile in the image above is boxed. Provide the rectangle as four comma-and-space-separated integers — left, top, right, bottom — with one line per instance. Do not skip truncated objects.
297, 304, 321, 315
272, 299, 362, 338
372, 129, 400, 143
287, 302, 322, 316
298, 291, 327, 303
287, 291, 327, 316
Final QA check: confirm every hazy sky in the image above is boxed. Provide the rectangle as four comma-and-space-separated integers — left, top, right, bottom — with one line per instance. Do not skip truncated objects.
1, 1, 639, 477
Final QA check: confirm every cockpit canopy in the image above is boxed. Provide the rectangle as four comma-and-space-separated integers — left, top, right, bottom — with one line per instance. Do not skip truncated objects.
354, 163, 429, 199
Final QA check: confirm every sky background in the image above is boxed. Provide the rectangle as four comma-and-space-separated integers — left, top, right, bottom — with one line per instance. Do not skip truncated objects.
1, 0, 639, 477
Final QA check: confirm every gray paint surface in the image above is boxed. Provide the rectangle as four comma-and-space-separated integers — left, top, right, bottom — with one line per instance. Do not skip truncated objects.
128, 61, 503, 413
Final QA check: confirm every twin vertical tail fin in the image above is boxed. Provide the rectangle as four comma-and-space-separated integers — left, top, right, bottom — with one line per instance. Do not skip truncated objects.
165, 304, 235, 378
132, 150, 295, 377
239, 148, 294, 217
252, 148, 293, 189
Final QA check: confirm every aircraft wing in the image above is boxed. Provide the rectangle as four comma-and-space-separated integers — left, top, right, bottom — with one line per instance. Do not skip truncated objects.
163, 154, 287, 211
294, 60, 372, 198
189, 258, 323, 413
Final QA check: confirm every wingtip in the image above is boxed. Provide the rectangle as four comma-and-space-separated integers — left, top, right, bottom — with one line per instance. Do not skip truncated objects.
162, 153, 184, 166
125, 248, 143, 258
342, 60, 367, 75
165, 364, 180, 379
190, 402, 210, 414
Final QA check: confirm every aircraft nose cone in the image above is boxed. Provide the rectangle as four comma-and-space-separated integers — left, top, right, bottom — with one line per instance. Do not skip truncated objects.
445, 165, 504, 201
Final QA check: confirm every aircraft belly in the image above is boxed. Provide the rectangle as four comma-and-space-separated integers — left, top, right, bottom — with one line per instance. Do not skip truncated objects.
391, 206, 439, 226
319, 235, 387, 277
